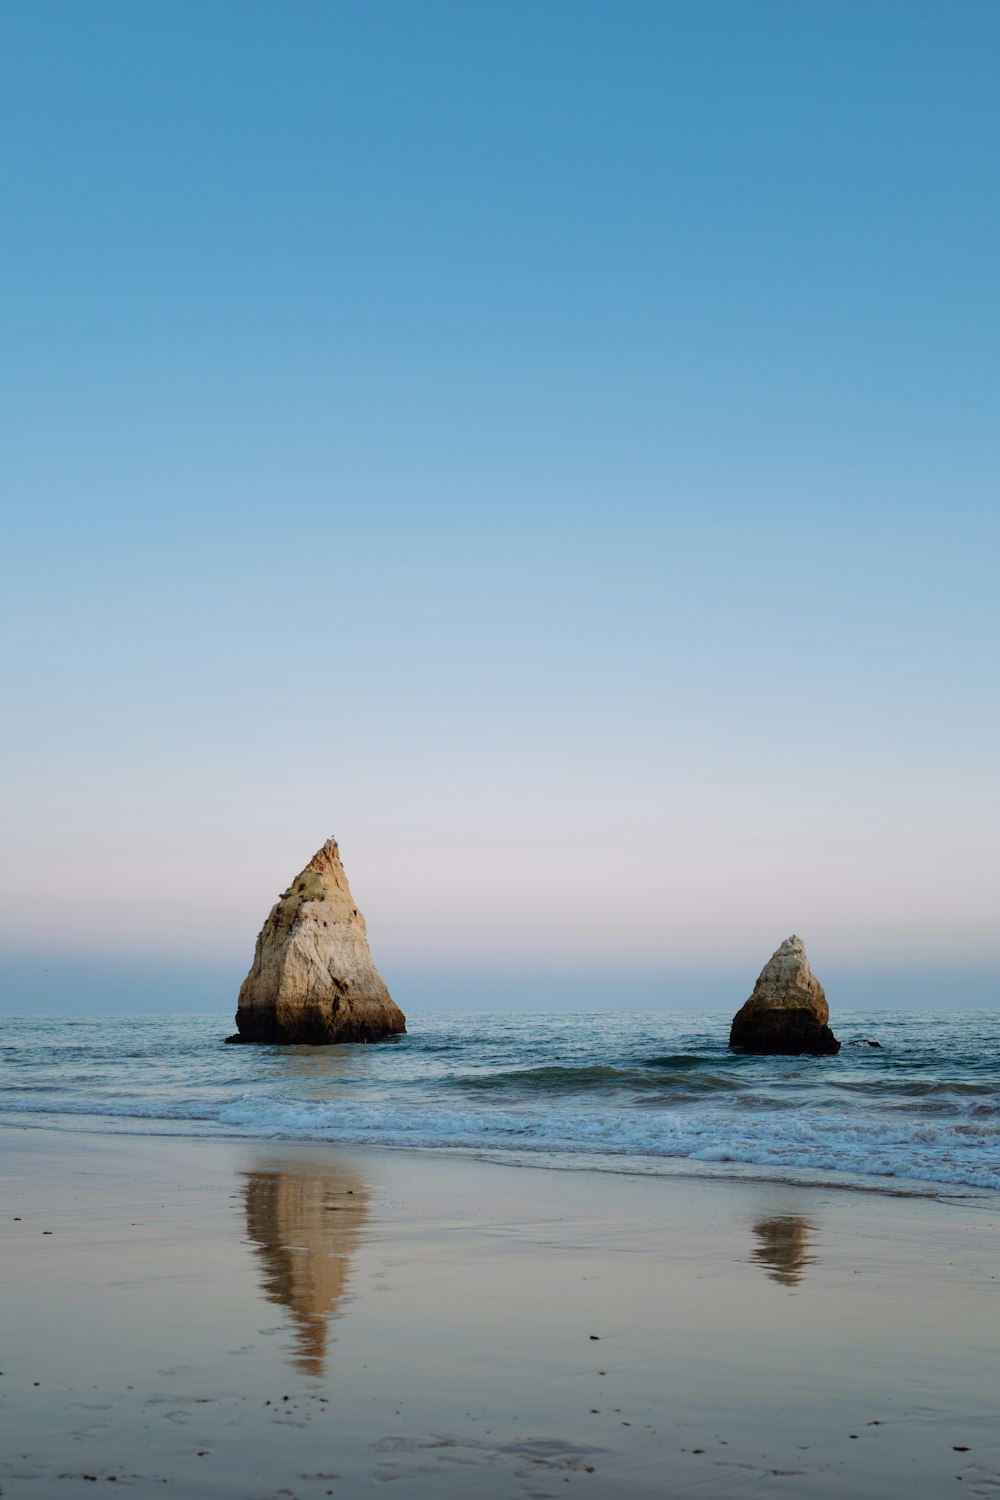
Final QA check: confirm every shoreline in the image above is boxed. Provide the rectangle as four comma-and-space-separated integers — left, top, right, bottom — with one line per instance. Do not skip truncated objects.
2, 1113, 996, 1210
3, 1124, 999, 1498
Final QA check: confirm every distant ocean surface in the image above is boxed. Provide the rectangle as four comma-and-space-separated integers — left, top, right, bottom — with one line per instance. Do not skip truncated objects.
2, 1012, 998, 1199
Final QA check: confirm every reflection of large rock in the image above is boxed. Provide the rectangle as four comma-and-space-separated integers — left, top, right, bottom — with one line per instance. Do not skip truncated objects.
729, 935, 840, 1055
231, 838, 406, 1045
243, 1164, 367, 1376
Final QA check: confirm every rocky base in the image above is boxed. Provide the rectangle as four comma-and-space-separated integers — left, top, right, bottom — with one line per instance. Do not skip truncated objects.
729, 1008, 841, 1055
227, 1003, 406, 1046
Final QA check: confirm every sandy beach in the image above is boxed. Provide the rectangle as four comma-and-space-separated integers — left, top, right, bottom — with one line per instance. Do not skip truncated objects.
1, 1127, 998, 1499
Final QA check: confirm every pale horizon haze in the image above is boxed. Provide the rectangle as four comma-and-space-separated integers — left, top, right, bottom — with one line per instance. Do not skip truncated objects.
2, 2, 997, 1015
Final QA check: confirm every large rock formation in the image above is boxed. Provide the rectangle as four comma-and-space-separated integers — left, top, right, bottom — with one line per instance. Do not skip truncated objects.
229, 838, 405, 1045
729, 935, 839, 1055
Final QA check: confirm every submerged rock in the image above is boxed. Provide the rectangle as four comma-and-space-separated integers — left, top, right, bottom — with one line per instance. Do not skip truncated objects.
729, 935, 839, 1055
229, 837, 405, 1045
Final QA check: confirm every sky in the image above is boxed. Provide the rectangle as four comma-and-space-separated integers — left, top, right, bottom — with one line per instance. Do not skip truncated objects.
1, 1, 997, 1015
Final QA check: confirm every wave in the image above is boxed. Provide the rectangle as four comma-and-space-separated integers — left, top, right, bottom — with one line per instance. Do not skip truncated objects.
2, 1088, 998, 1194
441, 1062, 1000, 1110
445, 1063, 751, 1096
644, 1054, 717, 1069
456, 1064, 629, 1092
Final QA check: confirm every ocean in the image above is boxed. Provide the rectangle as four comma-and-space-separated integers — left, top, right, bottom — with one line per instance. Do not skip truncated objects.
2, 1010, 998, 1199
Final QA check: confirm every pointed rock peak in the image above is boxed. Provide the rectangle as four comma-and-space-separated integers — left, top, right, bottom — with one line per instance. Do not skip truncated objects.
278, 838, 352, 907
766, 935, 807, 964
760, 935, 816, 985
307, 836, 342, 873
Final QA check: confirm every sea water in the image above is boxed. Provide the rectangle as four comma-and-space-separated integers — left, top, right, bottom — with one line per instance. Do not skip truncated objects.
2, 1011, 998, 1198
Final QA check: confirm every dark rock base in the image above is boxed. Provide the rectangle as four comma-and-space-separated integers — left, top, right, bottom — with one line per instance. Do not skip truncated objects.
226, 1008, 406, 1046
729, 1008, 840, 1056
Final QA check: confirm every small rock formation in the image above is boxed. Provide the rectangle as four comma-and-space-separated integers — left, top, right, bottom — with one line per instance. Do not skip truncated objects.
229, 837, 405, 1045
729, 935, 840, 1055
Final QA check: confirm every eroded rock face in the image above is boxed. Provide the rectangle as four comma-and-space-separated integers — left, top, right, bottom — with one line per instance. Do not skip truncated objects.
230, 838, 405, 1045
729, 935, 839, 1055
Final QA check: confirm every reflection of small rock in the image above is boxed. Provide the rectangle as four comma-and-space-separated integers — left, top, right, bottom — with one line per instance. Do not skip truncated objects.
849, 1038, 882, 1048
751, 1216, 816, 1285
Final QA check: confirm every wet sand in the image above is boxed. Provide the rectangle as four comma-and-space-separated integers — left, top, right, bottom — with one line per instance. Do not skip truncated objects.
1, 1126, 998, 1498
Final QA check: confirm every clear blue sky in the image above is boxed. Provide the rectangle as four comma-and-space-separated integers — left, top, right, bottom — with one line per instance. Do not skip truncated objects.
2, 1, 997, 1014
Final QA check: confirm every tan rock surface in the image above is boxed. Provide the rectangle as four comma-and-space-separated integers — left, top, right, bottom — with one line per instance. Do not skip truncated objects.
231, 838, 405, 1045
729, 935, 839, 1055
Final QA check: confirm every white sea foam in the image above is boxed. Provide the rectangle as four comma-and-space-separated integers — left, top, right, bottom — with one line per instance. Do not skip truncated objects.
1, 1088, 998, 1193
